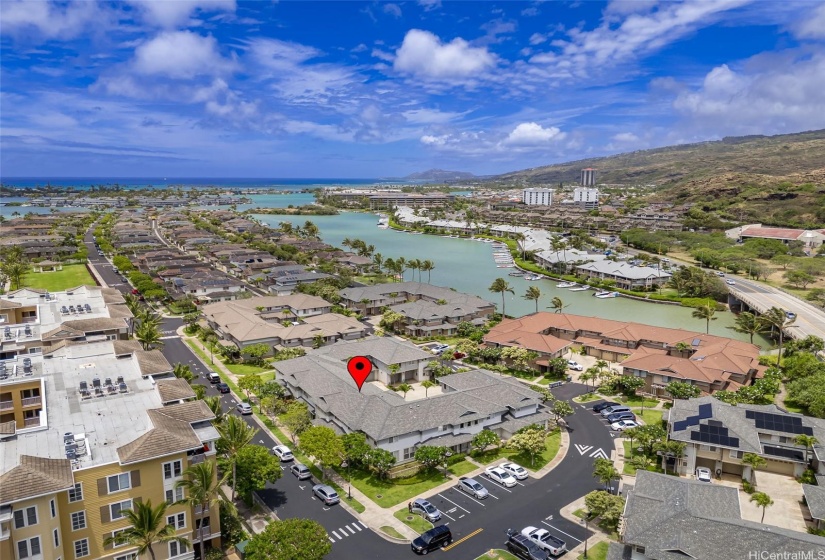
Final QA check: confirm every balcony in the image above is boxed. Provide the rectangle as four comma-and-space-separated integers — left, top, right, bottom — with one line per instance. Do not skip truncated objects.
0, 401, 12, 411
23, 417, 41, 427
21, 396, 41, 407
188, 454, 205, 465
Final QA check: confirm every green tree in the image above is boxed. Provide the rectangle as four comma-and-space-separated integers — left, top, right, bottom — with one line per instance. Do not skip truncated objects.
414, 445, 450, 470
244, 518, 331, 560
364, 448, 396, 479
396, 383, 413, 399
623, 426, 640, 456
421, 379, 437, 397
759, 306, 797, 363
785, 270, 815, 289
299, 426, 344, 481
507, 427, 546, 466
617, 375, 645, 397
548, 296, 566, 314
523, 286, 542, 313
281, 401, 312, 444
665, 381, 700, 404
742, 453, 767, 484
471, 429, 501, 454
421, 259, 435, 283
135, 321, 163, 350
173, 363, 194, 384
175, 461, 227, 556
750, 492, 774, 523
233, 445, 283, 502
102, 500, 189, 560
593, 458, 620, 492
203, 396, 225, 424
341, 432, 371, 468
583, 490, 625, 532
217, 415, 258, 502
242, 343, 270, 366
794, 435, 819, 465
729, 311, 768, 345
692, 301, 717, 334
313, 334, 325, 349
238, 374, 264, 402
551, 400, 574, 422
488, 278, 514, 317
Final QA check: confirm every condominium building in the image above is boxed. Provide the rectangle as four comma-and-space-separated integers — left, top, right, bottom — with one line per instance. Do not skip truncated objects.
573, 187, 599, 209
580, 168, 596, 187
0, 340, 221, 560
522, 188, 553, 206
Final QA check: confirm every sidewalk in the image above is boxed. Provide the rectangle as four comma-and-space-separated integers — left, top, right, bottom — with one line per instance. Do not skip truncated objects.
86, 262, 108, 288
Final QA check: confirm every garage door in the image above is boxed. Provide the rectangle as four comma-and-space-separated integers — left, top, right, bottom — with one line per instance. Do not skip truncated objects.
764, 459, 795, 476
722, 462, 743, 476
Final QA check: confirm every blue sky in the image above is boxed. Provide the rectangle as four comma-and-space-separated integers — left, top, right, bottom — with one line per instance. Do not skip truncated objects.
2, 0, 824, 178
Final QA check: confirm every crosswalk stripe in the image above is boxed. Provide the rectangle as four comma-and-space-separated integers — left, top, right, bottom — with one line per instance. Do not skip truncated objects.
331, 530, 341, 539
359, 521, 368, 529
345, 526, 356, 535
329, 537, 335, 543
351, 523, 362, 532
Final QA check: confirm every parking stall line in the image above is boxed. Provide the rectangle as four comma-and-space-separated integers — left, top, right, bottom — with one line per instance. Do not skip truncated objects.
441, 510, 456, 521
438, 493, 477, 510
540, 521, 582, 543
487, 491, 499, 500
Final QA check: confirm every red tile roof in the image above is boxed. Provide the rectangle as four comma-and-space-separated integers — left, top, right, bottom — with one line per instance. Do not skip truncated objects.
740, 226, 804, 241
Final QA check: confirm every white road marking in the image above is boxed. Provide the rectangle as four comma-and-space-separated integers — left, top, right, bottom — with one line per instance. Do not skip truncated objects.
350, 523, 362, 532
574, 444, 593, 455
441, 511, 455, 521
331, 530, 341, 539
343, 526, 355, 535
329, 537, 335, 543
589, 448, 609, 460
439, 493, 476, 511
541, 521, 582, 543
359, 521, 368, 529
487, 491, 499, 500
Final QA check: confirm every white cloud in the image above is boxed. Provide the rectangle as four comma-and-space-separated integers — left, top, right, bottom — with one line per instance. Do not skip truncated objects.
351, 43, 368, 53
383, 3, 402, 18
403, 108, 467, 124
672, 50, 825, 135
126, 0, 236, 28
521, 7, 539, 17
421, 134, 448, 146
394, 29, 496, 80
132, 31, 236, 79
417, 0, 441, 12
529, 33, 547, 45
503, 122, 565, 146
372, 48, 394, 63
0, 0, 108, 40
603, 0, 659, 17
612, 132, 639, 142
793, 2, 825, 39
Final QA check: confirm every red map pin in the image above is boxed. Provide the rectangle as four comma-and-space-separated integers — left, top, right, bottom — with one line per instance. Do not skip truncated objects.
347, 356, 373, 392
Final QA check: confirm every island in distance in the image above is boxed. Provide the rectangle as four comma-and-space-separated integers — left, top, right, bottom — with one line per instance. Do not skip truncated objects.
403, 168, 477, 181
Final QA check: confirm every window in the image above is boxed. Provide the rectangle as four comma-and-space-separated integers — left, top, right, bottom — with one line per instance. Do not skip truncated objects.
68, 483, 83, 503
14, 506, 38, 528
111, 528, 130, 548
165, 487, 184, 505
50, 500, 56, 518
166, 512, 186, 530
730, 450, 742, 459
71, 511, 86, 531
169, 541, 188, 558
54, 528, 60, 548
74, 538, 89, 558
402, 447, 415, 460
115, 555, 137, 560
17, 536, 41, 559
163, 460, 183, 480
110, 500, 132, 521
107, 473, 131, 493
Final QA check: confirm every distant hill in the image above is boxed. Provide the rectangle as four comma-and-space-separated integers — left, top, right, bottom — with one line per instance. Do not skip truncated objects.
404, 168, 476, 181
492, 129, 825, 228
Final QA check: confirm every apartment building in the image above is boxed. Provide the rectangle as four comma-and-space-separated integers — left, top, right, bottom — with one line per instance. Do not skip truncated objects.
310, 336, 435, 384
0, 341, 220, 560
522, 188, 553, 206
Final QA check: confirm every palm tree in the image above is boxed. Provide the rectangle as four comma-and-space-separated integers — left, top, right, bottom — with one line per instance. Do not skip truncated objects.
203, 396, 224, 424
691, 301, 717, 334
397, 383, 413, 399
135, 321, 163, 350
514, 232, 526, 260
548, 296, 566, 314
175, 461, 227, 557
396, 257, 407, 281
172, 363, 194, 384
303, 220, 319, 239
216, 415, 258, 502
488, 278, 514, 318
342, 237, 353, 250
102, 500, 189, 560
421, 259, 435, 283
750, 491, 774, 523
729, 311, 767, 344
523, 286, 541, 313
742, 452, 767, 484
759, 307, 797, 363
794, 434, 818, 466
421, 380, 437, 397
409, 258, 422, 282
373, 252, 384, 273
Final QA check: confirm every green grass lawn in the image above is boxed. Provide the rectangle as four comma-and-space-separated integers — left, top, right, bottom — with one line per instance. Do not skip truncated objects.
344, 459, 478, 508
783, 398, 806, 414
574, 392, 600, 402
623, 441, 639, 475
224, 362, 271, 375
475, 550, 520, 560
22, 264, 95, 291
380, 526, 405, 539
632, 408, 663, 426
394, 507, 432, 534
471, 430, 561, 470
619, 395, 660, 408
578, 541, 609, 560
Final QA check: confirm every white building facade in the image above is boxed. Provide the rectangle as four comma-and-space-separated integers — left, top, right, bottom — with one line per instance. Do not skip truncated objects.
522, 188, 554, 206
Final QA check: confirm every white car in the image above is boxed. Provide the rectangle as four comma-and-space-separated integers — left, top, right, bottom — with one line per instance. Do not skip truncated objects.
500, 462, 529, 481
521, 526, 567, 555
272, 445, 294, 462
695, 467, 712, 483
485, 466, 518, 488
611, 419, 639, 432
236, 403, 253, 415
725, 279, 736, 286
567, 360, 584, 371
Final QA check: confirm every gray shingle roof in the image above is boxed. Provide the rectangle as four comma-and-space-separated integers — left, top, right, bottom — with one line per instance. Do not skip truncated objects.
310, 336, 434, 365
340, 281, 493, 309
803, 484, 825, 520
0, 456, 74, 505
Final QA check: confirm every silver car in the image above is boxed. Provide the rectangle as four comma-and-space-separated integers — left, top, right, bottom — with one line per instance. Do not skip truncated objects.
458, 477, 489, 499
312, 484, 340, 505
410, 498, 442, 522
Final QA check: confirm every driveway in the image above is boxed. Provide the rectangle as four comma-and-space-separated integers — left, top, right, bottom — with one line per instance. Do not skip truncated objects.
740, 471, 808, 531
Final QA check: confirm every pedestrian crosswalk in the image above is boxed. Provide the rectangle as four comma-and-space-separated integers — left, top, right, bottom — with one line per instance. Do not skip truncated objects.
328, 521, 367, 543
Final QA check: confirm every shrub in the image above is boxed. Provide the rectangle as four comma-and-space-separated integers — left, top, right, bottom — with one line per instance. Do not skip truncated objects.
742, 479, 755, 494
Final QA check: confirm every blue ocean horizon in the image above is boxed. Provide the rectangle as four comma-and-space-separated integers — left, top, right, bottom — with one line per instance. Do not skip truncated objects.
1, 177, 414, 189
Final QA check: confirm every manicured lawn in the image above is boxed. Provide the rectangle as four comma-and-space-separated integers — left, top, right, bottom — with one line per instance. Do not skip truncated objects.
475, 550, 520, 560
632, 408, 663, 426
380, 526, 405, 539
574, 392, 600, 402
224, 362, 271, 375
622, 441, 639, 475
344, 459, 478, 508
578, 541, 609, 560
394, 507, 432, 534
618, 395, 660, 408
22, 264, 95, 291
573, 508, 586, 519
472, 430, 561, 471
783, 398, 805, 414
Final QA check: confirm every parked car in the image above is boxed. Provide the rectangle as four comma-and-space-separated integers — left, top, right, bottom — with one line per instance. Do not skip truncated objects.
290, 463, 312, 480
216, 382, 230, 393
207, 372, 221, 384
725, 279, 736, 286
521, 526, 567, 556
601, 405, 631, 417
695, 467, 712, 483
500, 462, 529, 480
236, 403, 253, 415
606, 411, 637, 423
458, 477, 489, 499
485, 466, 518, 487
611, 419, 639, 431
593, 401, 620, 413
716, 271, 725, 277
272, 445, 294, 462
505, 529, 550, 560
411, 525, 452, 555
411, 498, 442, 523
567, 360, 584, 371
312, 484, 340, 505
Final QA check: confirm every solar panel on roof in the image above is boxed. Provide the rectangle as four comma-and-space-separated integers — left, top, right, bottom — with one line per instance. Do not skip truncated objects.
691, 338, 701, 346
763, 445, 804, 462
673, 420, 688, 432
698, 403, 712, 420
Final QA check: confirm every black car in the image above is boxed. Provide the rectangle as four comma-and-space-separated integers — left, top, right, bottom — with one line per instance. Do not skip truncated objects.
216, 382, 230, 393
606, 411, 636, 423
411, 525, 452, 555
505, 529, 550, 560
593, 401, 620, 413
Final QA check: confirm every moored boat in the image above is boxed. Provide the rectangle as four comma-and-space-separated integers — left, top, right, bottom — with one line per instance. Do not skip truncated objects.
556, 281, 577, 288
569, 285, 590, 292
594, 291, 619, 298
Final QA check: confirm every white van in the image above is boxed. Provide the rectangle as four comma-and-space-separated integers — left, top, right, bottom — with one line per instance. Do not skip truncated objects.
207, 372, 221, 384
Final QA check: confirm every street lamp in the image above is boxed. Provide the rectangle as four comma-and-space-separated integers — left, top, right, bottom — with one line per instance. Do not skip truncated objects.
341, 460, 351, 499
443, 451, 453, 480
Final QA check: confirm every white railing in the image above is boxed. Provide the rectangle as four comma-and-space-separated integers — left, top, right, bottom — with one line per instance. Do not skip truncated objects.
21, 396, 41, 407
0, 401, 13, 411
23, 417, 41, 427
